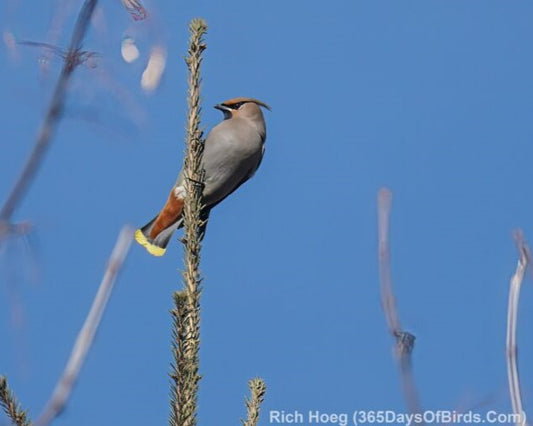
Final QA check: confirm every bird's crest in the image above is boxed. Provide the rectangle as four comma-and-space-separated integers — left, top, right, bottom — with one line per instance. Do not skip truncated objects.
221, 97, 271, 111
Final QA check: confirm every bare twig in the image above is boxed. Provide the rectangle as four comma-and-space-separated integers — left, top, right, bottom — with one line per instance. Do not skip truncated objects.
35, 226, 133, 426
241, 378, 267, 426
0, 0, 98, 223
0, 376, 31, 426
377, 187, 423, 422
506, 230, 529, 426
169, 18, 207, 426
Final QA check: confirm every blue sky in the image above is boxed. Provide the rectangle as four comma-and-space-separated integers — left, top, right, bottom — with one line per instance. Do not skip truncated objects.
1, 1, 533, 425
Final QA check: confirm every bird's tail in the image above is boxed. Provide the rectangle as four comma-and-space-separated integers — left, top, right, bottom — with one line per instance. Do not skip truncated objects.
135, 206, 211, 256
135, 216, 183, 256
135, 190, 185, 256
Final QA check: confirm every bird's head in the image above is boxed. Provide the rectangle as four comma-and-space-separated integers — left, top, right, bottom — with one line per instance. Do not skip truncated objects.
214, 97, 271, 121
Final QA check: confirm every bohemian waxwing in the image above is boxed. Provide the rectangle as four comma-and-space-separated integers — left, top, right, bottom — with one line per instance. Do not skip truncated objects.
135, 97, 270, 256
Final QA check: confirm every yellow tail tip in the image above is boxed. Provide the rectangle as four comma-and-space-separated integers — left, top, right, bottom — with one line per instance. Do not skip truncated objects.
134, 229, 166, 257
146, 244, 166, 256
134, 229, 148, 246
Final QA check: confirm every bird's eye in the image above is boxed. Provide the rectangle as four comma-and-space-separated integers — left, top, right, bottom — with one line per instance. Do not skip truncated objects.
232, 102, 244, 109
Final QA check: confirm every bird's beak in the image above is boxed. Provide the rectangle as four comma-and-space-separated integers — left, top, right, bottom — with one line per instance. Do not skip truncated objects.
214, 104, 231, 112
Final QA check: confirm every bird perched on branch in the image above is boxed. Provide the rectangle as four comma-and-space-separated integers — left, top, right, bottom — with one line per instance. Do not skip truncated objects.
135, 97, 270, 256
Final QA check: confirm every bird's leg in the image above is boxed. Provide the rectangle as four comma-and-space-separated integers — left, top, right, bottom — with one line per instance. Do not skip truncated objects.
185, 176, 205, 190
185, 168, 206, 190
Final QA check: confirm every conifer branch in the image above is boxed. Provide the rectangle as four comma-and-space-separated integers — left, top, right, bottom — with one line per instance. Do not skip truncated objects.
377, 188, 423, 423
241, 378, 267, 426
506, 231, 528, 426
170, 292, 188, 425
169, 18, 207, 426
0, 376, 31, 426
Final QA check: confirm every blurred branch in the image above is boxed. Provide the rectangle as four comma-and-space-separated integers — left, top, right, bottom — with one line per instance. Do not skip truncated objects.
0, 376, 31, 426
506, 230, 529, 426
377, 188, 400, 334
241, 378, 267, 426
120, 0, 148, 21
0, 0, 98, 223
377, 187, 423, 423
0, 221, 32, 239
169, 18, 207, 426
35, 226, 133, 426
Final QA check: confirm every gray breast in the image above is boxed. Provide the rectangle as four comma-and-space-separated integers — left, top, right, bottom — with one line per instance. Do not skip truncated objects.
200, 117, 265, 205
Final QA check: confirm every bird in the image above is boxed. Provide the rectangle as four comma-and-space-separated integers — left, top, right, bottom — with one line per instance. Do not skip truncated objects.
135, 97, 270, 256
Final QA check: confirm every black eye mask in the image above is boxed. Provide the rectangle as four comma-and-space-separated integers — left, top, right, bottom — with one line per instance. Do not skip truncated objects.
228, 102, 245, 110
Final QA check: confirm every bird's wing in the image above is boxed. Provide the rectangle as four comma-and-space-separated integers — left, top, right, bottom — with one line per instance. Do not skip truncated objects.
205, 145, 264, 210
